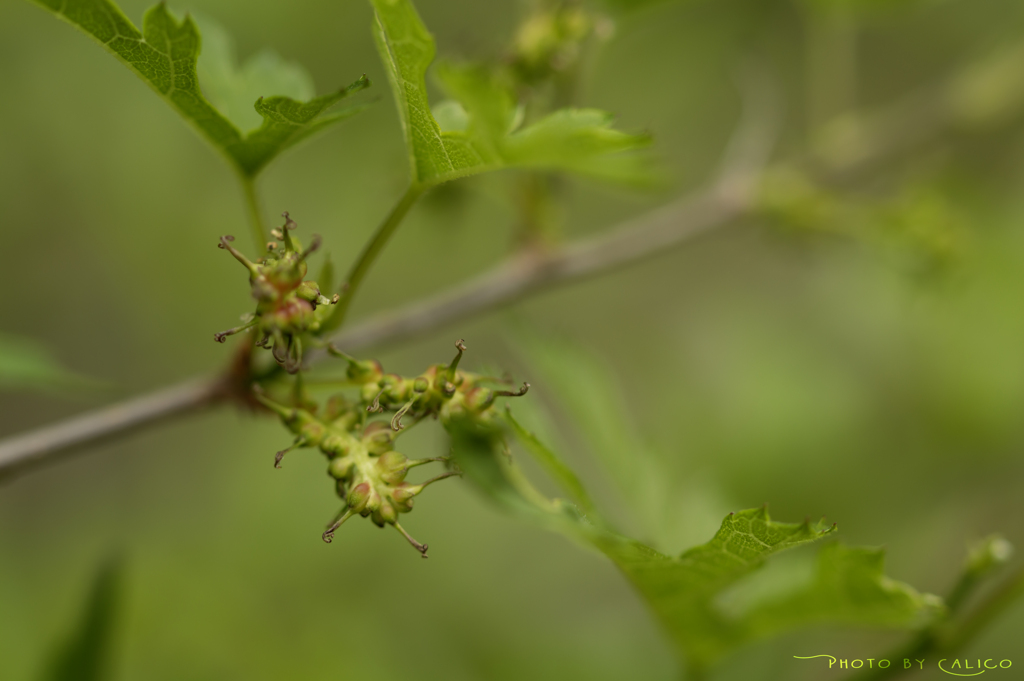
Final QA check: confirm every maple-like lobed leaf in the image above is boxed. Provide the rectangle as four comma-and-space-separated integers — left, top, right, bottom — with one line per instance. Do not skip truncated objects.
450, 416, 943, 673
31, 0, 369, 177
745, 543, 945, 635
370, 0, 655, 188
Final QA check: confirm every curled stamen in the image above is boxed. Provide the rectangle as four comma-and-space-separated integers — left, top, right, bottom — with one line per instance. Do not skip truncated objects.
496, 382, 530, 398
366, 388, 385, 413
419, 470, 461, 489
298, 234, 322, 262
285, 336, 304, 375
213, 318, 256, 343
322, 508, 355, 543
446, 339, 466, 383
274, 437, 304, 469
405, 456, 448, 470
280, 212, 299, 252
394, 522, 429, 558
218, 235, 259, 275
390, 399, 417, 431
271, 329, 288, 365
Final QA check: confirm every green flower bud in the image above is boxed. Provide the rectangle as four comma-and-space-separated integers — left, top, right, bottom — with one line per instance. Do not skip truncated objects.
347, 482, 372, 513
381, 374, 411, 405
373, 500, 398, 526
295, 281, 321, 304
362, 421, 396, 454
324, 395, 359, 430
377, 450, 409, 485
464, 386, 496, 413
322, 433, 351, 458
328, 456, 355, 480
364, 485, 382, 515
966, 535, 1014, 576
361, 381, 383, 405
392, 483, 422, 512
298, 420, 327, 448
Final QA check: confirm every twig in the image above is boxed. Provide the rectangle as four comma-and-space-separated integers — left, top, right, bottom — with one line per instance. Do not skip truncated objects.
0, 377, 221, 481
0, 182, 739, 481
318, 65, 783, 356
240, 175, 268, 250
327, 185, 425, 332
941, 563, 1024, 655
3, 39, 1022, 480
852, 563, 1024, 681
321, 183, 744, 355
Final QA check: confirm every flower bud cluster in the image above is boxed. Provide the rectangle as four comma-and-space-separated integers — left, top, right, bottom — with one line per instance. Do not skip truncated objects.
252, 385, 454, 557
214, 213, 338, 373
510, 3, 607, 85
329, 340, 529, 432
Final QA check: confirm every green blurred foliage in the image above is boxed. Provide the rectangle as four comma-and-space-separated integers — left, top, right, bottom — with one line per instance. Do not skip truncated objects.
2, 0, 1024, 679
28, 0, 371, 178
0, 334, 99, 394
42, 558, 122, 681
370, 0, 652, 188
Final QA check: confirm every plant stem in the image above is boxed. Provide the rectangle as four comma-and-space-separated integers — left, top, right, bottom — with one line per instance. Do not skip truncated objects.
7, 39, 1024, 478
943, 564, 1024, 653
329, 185, 424, 331
852, 563, 1024, 681
240, 175, 268, 250
0, 377, 221, 481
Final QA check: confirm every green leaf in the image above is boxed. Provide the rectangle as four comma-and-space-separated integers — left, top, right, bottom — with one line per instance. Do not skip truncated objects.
30, 0, 370, 177
503, 408, 599, 519
511, 331, 667, 532
0, 333, 98, 394
745, 544, 945, 637
369, 0, 653, 188
194, 12, 314, 132
42, 558, 123, 681
621, 507, 837, 669
449, 418, 941, 674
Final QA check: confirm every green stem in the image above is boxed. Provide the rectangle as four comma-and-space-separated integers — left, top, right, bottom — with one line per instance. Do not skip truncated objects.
516, 172, 562, 249
852, 564, 1024, 681
240, 175, 268, 251
943, 564, 1024, 652
329, 185, 424, 331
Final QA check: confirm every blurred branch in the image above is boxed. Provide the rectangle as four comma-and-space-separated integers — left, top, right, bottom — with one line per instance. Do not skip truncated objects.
321, 183, 746, 354
853, 562, 1024, 681
0, 377, 220, 481
810, 42, 1024, 177
0, 176, 745, 481
4, 39, 1024, 480
324, 64, 783, 355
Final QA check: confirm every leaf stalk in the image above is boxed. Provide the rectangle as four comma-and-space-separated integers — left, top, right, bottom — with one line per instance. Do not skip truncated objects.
329, 184, 424, 331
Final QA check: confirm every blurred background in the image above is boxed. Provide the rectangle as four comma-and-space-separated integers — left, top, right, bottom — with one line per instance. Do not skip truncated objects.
2, 0, 1024, 678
